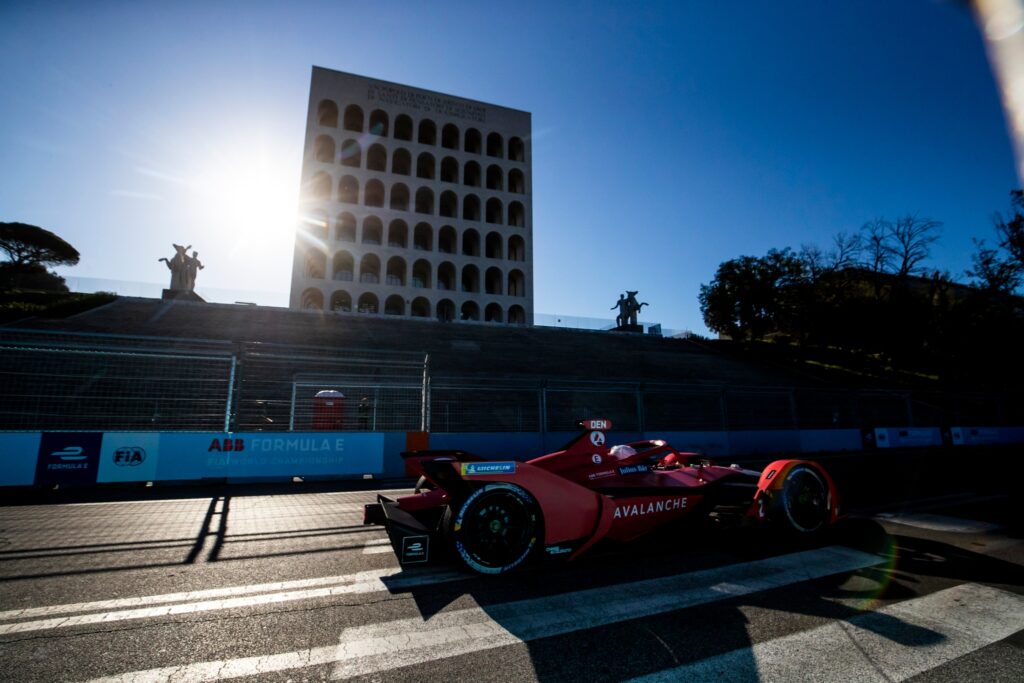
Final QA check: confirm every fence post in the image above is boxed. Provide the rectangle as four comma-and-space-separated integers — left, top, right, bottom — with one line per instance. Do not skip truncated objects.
223, 354, 237, 433
540, 385, 548, 436
719, 387, 729, 431
421, 354, 430, 432
789, 388, 799, 429
636, 386, 645, 435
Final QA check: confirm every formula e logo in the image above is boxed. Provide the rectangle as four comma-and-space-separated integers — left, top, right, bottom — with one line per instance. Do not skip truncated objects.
590, 431, 606, 447
591, 453, 603, 464
401, 535, 429, 564
51, 446, 86, 461
113, 447, 146, 467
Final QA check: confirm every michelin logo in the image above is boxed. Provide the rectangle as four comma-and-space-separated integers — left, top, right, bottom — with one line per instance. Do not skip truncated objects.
461, 462, 516, 476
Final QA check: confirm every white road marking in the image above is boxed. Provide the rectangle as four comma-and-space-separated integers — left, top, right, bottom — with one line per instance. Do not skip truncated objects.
876, 512, 1001, 534
80, 546, 882, 682
361, 538, 393, 554
0, 566, 468, 631
626, 583, 1024, 682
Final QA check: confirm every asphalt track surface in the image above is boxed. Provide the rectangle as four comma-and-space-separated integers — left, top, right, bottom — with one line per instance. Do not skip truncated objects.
0, 456, 1022, 682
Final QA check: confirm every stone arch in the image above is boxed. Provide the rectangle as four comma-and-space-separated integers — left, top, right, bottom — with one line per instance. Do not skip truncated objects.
332, 251, 354, 281
486, 132, 503, 158
314, 135, 335, 163
437, 298, 455, 322
416, 152, 435, 180
364, 179, 385, 207
461, 264, 480, 292
384, 295, 405, 316
357, 292, 378, 314
330, 290, 352, 312
461, 301, 480, 321
303, 248, 326, 279
338, 175, 358, 204
508, 137, 525, 162
486, 164, 503, 191
418, 119, 437, 145
361, 215, 383, 244
485, 303, 503, 323
317, 100, 338, 127
485, 266, 503, 295
463, 194, 481, 221
301, 288, 324, 310
394, 114, 413, 141
441, 123, 459, 150
386, 256, 407, 286
387, 219, 408, 248
340, 138, 361, 168
507, 235, 525, 261
412, 258, 432, 289
463, 160, 481, 187
462, 228, 480, 256
485, 232, 503, 259
508, 200, 525, 227
305, 209, 328, 239
413, 222, 433, 251
439, 190, 457, 218
464, 128, 482, 154
392, 148, 411, 176
438, 225, 456, 254
366, 144, 387, 172
411, 297, 431, 318
508, 168, 525, 194
359, 253, 380, 284
343, 105, 363, 132
336, 212, 356, 242
390, 183, 410, 211
438, 261, 456, 291
440, 156, 459, 183
414, 187, 434, 215
485, 197, 503, 224
309, 171, 331, 201
508, 304, 526, 324
369, 109, 389, 136
508, 269, 526, 297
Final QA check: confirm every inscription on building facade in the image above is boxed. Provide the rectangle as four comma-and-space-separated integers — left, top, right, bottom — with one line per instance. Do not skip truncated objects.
367, 85, 487, 123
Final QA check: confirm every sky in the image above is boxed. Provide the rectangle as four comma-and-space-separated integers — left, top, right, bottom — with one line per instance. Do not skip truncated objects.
0, 1, 1019, 334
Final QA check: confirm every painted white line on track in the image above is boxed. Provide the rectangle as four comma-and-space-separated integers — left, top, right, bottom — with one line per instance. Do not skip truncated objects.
626, 583, 1024, 682
875, 512, 1001, 534
0, 566, 466, 627
362, 538, 393, 555
79, 546, 882, 682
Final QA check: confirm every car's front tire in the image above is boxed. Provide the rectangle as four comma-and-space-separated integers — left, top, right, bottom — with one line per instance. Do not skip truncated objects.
770, 464, 830, 536
450, 483, 542, 574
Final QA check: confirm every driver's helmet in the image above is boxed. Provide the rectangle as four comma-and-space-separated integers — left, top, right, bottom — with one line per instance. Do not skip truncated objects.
608, 444, 637, 461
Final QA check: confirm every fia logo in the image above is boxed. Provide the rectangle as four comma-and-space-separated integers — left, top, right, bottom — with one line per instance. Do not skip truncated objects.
590, 431, 606, 447
113, 446, 146, 467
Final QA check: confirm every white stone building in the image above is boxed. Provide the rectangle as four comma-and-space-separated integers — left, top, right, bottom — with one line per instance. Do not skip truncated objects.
289, 67, 534, 324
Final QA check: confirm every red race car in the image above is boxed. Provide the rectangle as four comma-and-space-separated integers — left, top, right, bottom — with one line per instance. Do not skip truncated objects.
364, 419, 840, 574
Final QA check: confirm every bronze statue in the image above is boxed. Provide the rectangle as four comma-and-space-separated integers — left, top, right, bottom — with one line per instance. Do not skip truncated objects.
610, 294, 629, 327
625, 291, 648, 326
611, 291, 648, 327
158, 244, 191, 291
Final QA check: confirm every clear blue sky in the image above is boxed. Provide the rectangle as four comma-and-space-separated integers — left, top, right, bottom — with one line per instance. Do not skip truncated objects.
0, 1, 1018, 334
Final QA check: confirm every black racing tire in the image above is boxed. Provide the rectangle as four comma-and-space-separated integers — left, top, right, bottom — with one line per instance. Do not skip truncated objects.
769, 464, 830, 536
450, 483, 542, 575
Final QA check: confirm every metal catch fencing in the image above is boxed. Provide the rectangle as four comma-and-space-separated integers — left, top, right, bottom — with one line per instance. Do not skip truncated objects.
0, 328, 1020, 434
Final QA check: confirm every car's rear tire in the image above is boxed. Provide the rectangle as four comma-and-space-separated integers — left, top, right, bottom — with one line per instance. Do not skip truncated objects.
451, 483, 541, 575
770, 464, 830, 536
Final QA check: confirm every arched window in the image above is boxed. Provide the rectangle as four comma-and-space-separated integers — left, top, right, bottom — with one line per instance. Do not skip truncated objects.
462, 228, 480, 256
438, 226, 456, 254
464, 128, 482, 154
343, 105, 363, 132
304, 210, 328, 239
438, 261, 456, 290
362, 216, 382, 245
330, 293, 356, 316
303, 249, 326, 279
309, 172, 331, 201
413, 222, 433, 250
412, 259, 432, 289
336, 212, 356, 242
463, 161, 481, 187
387, 219, 408, 248
332, 251, 354, 281
364, 179, 385, 207
367, 144, 387, 172
485, 232, 503, 259
338, 175, 358, 204
317, 100, 338, 127
392, 148, 411, 175
485, 303, 503, 323
461, 301, 480, 321
357, 292, 378, 314
359, 254, 380, 284
302, 288, 324, 310
390, 183, 410, 211
369, 109, 389, 136
415, 187, 434, 215
437, 299, 455, 322
508, 200, 525, 227
384, 295, 405, 316
340, 139, 361, 168
508, 269, 526, 297
508, 137, 525, 162
485, 197, 503, 224
411, 297, 431, 318
386, 257, 406, 286
440, 156, 459, 183
507, 235, 525, 261
418, 119, 437, 145
508, 168, 525, 194
463, 194, 481, 221
486, 132, 503, 158
416, 152, 435, 180
441, 123, 459, 150
486, 164, 503, 191
461, 264, 480, 292
485, 267, 503, 295
439, 190, 457, 218
314, 135, 335, 163
508, 304, 526, 324
394, 114, 413, 141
